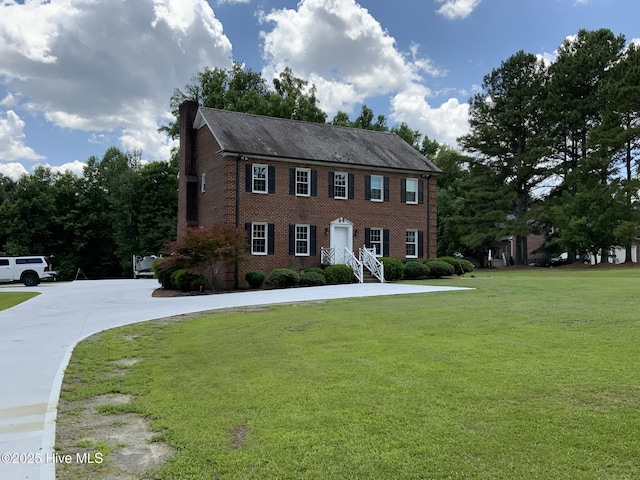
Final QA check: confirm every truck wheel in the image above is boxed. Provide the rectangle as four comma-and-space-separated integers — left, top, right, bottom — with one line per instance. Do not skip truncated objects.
22, 273, 39, 286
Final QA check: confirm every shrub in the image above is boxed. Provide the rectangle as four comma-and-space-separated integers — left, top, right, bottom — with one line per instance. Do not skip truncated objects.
245, 271, 266, 289
403, 261, 430, 280
265, 269, 300, 288
171, 269, 203, 292
380, 257, 404, 282
424, 260, 455, 278
438, 256, 475, 275
324, 265, 355, 285
304, 267, 326, 278
299, 272, 327, 287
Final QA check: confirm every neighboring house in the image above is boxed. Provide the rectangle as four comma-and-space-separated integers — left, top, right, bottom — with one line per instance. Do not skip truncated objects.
178, 101, 441, 289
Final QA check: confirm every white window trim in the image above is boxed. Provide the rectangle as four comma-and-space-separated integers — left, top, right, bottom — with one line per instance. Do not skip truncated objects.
296, 168, 311, 197
334, 171, 348, 199
406, 229, 418, 258
295, 224, 310, 256
405, 178, 418, 204
369, 227, 383, 257
370, 175, 383, 202
251, 222, 268, 255
252, 164, 268, 194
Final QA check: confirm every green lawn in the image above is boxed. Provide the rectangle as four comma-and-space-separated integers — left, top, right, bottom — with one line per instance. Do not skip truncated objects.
0, 291, 39, 310
62, 267, 640, 479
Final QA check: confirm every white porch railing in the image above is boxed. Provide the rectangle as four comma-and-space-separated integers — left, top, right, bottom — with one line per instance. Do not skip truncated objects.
344, 248, 364, 283
360, 247, 385, 283
321, 246, 335, 266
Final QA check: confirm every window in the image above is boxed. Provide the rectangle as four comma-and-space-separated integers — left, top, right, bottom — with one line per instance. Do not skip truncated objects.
369, 228, 383, 256
334, 172, 347, 199
405, 179, 418, 204
370, 175, 383, 201
16, 258, 43, 264
296, 168, 310, 196
252, 164, 268, 193
200, 173, 206, 193
295, 225, 310, 256
406, 230, 418, 258
251, 223, 268, 255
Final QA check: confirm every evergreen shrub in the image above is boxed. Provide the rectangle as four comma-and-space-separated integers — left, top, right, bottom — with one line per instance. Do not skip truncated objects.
324, 265, 355, 285
424, 260, 455, 278
265, 269, 300, 288
245, 271, 267, 289
403, 261, 430, 280
380, 257, 404, 281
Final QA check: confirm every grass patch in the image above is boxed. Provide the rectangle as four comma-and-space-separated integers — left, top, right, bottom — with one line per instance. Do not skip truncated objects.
0, 291, 39, 310
61, 267, 640, 479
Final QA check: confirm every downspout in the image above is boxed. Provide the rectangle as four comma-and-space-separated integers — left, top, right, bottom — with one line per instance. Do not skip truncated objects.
426, 175, 432, 258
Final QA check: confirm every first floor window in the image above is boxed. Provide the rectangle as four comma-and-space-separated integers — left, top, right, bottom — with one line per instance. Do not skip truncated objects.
406, 230, 418, 258
369, 228, 382, 256
295, 224, 310, 256
252, 223, 268, 255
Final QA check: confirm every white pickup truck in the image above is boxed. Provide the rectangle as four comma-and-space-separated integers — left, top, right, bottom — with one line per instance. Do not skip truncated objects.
133, 254, 160, 279
0, 256, 57, 286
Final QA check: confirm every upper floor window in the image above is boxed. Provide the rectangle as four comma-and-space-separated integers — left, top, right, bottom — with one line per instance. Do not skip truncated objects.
405, 179, 418, 204
246, 164, 275, 194
252, 164, 268, 193
296, 168, 310, 196
334, 172, 347, 199
370, 175, 383, 201
366, 175, 389, 202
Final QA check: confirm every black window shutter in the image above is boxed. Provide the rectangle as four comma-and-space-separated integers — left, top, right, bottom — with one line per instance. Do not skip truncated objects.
328, 172, 335, 197
418, 180, 424, 204
244, 223, 251, 250
383, 229, 390, 257
268, 166, 276, 193
289, 168, 296, 195
288, 224, 295, 255
418, 231, 424, 258
348, 173, 355, 199
310, 225, 317, 256
364, 228, 371, 248
383, 177, 390, 202
365, 175, 371, 200
245, 164, 252, 192
311, 170, 317, 197
268, 224, 275, 255
401, 178, 407, 203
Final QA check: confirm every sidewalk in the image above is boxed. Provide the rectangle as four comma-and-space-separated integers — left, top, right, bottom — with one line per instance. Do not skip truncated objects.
0, 280, 468, 479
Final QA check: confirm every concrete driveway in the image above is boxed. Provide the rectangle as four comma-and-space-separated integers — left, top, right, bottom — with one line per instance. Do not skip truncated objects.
0, 279, 468, 480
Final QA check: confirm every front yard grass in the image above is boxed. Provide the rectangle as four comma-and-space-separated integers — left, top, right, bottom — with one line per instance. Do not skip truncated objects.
61, 267, 640, 479
0, 291, 38, 310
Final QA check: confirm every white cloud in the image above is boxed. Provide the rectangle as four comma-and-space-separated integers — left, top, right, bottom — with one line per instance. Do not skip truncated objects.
391, 84, 470, 147
259, 0, 444, 114
0, 110, 44, 161
48, 160, 86, 178
435, 0, 481, 20
0, 162, 28, 181
0, 0, 233, 163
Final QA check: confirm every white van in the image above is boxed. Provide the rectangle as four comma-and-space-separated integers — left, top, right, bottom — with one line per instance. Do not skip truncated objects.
0, 256, 57, 286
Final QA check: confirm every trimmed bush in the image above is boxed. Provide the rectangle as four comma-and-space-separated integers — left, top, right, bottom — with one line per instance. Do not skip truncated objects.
265, 269, 300, 288
153, 258, 176, 289
299, 272, 327, 287
245, 271, 266, 289
171, 269, 203, 292
424, 260, 455, 278
438, 256, 475, 275
380, 257, 404, 282
324, 265, 355, 285
403, 261, 430, 280
304, 267, 326, 278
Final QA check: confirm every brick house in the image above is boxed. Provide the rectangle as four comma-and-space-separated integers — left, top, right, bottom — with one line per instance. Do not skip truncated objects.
178, 100, 441, 289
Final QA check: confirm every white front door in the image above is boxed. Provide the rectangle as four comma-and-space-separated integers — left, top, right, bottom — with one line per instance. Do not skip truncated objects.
330, 222, 353, 264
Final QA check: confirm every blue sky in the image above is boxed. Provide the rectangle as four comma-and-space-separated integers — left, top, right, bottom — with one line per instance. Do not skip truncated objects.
0, 0, 638, 180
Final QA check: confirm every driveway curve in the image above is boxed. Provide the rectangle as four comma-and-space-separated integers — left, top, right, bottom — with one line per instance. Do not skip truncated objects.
0, 279, 468, 480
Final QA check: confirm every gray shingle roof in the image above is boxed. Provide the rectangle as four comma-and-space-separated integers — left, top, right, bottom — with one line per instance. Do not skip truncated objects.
194, 107, 441, 174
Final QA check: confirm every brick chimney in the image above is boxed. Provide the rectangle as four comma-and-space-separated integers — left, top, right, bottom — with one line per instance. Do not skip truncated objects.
178, 100, 199, 236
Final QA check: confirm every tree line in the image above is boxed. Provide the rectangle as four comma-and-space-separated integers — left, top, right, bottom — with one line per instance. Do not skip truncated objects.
1, 28, 637, 277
